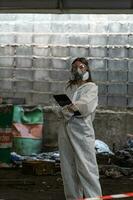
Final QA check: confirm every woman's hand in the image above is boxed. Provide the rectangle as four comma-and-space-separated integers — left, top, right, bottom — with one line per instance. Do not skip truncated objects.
67, 104, 79, 113
66, 104, 74, 113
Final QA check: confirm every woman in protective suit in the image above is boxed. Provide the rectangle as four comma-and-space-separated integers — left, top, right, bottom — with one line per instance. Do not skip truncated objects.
58, 57, 102, 200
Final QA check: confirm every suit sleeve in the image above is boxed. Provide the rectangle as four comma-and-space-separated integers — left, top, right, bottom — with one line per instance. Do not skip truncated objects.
73, 84, 98, 117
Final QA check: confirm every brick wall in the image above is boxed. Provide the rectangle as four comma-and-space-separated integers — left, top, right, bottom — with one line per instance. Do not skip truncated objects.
0, 14, 133, 108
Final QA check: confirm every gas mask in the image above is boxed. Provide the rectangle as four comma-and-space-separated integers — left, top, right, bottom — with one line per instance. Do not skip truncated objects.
71, 67, 89, 81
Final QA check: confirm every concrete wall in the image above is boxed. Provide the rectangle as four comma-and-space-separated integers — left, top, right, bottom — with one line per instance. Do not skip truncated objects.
0, 14, 133, 148
43, 107, 133, 149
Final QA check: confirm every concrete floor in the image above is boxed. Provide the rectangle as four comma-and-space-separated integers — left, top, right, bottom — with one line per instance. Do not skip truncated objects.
0, 168, 133, 200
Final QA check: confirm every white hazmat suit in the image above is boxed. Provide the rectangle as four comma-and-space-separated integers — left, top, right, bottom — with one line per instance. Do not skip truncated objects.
58, 82, 102, 200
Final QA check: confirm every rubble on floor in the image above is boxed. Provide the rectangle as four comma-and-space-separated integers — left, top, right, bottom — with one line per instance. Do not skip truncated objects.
1, 138, 133, 178
95, 139, 114, 155
10, 151, 60, 175
96, 137, 133, 178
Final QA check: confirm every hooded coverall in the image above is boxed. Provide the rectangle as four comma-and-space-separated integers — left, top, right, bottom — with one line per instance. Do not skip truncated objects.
58, 82, 102, 200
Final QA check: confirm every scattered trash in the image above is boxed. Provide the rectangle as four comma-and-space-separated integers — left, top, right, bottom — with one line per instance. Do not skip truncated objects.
104, 167, 123, 178
36, 151, 60, 162
42, 181, 46, 185
11, 152, 24, 166
112, 148, 133, 168
99, 165, 133, 178
9, 138, 133, 177
0, 162, 11, 168
11, 151, 60, 166
22, 160, 58, 176
95, 139, 114, 155
127, 134, 133, 148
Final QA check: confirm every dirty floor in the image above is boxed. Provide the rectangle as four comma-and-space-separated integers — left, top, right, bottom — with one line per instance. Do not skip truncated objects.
0, 168, 133, 200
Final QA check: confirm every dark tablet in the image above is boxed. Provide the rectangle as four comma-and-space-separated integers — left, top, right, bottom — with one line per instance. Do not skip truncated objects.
53, 94, 81, 116
53, 94, 72, 107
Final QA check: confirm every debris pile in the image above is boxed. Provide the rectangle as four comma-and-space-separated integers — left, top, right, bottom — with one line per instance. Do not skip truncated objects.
96, 135, 133, 178
95, 139, 114, 155
10, 151, 60, 175
1, 136, 133, 178
11, 151, 60, 164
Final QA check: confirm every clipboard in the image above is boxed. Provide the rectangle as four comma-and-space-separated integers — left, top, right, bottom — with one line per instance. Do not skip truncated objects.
53, 94, 81, 116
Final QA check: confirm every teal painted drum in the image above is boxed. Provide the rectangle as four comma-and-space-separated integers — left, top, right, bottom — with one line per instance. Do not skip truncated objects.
0, 128, 12, 164
0, 148, 11, 164
13, 137, 42, 156
0, 105, 13, 164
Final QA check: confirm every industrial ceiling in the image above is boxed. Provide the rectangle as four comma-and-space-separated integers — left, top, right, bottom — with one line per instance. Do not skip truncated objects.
0, 0, 133, 13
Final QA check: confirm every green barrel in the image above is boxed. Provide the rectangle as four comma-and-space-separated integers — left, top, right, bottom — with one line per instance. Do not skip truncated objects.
12, 137, 42, 156
12, 105, 43, 156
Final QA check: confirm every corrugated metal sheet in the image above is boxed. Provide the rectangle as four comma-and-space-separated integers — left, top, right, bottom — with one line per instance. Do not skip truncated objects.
0, 0, 59, 9
62, 0, 132, 9
0, 0, 132, 13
